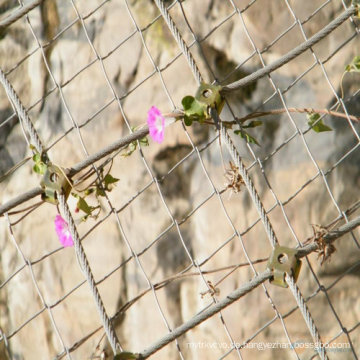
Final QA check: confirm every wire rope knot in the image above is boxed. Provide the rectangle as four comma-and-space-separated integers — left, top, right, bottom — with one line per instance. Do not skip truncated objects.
267, 245, 302, 288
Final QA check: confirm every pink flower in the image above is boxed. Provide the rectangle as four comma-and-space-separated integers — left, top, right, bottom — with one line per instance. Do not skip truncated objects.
54, 215, 74, 247
147, 106, 165, 143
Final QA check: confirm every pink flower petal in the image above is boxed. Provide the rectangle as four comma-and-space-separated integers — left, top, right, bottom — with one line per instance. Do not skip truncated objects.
54, 214, 74, 248
147, 106, 165, 143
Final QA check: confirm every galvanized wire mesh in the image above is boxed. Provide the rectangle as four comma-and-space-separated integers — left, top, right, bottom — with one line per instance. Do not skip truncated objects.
0, 0, 359, 359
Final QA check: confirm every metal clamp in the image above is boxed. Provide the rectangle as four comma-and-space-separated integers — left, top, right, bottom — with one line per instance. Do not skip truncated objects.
195, 83, 224, 113
267, 245, 302, 288
40, 163, 71, 204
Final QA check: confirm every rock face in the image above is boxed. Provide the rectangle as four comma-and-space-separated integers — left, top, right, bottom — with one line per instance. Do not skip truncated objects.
0, 0, 359, 359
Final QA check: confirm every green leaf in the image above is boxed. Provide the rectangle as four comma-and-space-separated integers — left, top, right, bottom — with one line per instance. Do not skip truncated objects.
33, 162, 47, 175
32, 152, 47, 174
122, 141, 137, 157
129, 142, 137, 152
345, 55, 360, 73
131, 128, 149, 148
307, 113, 332, 133
84, 188, 95, 196
181, 95, 207, 123
234, 129, 260, 146
139, 136, 149, 147
96, 186, 106, 197
32, 153, 41, 163
77, 196, 92, 216
242, 120, 263, 129
104, 173, 120, 191
80, 215, 89, 222
104, 174, 120, 185
71, 192, 79, 199
181, 95, 195, 110
183, 115, 193, 126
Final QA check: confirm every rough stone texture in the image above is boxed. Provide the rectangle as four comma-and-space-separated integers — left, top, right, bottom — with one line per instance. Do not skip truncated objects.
0, 0, 359, 359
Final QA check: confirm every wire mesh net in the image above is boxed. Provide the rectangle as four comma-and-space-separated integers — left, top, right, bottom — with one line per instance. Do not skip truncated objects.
0, 0, 359, 359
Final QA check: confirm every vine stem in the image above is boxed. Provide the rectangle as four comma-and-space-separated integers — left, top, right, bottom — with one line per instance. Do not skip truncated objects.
228, 107, 360, 124
0, 104, 357, 217
180, 107, 360, 129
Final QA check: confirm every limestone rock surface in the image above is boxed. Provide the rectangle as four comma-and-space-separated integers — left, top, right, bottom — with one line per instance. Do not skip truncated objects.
0, 1, 359, 359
